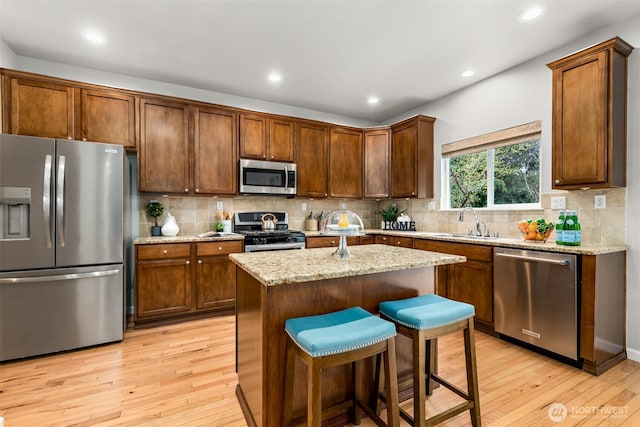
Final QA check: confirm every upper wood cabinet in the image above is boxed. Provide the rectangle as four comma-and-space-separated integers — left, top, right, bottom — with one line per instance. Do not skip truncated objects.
296, 120, 329, 198
78, 88, 136, 150
239, 113, 295, 162
1, 70, 137, 149
547, 37, 633, 189
363, 128, 390, 199
328, 126, 363, 198
390, 115, 435, 198
139, 97, 190, 193
3, 74, 74, 139
193, 106, 237, 195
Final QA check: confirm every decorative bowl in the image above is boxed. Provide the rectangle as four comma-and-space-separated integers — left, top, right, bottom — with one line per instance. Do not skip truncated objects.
517, 219, 554, 242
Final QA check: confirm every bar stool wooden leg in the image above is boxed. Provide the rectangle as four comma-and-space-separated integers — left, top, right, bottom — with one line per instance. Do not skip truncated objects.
283, 339, 296, 426
465, 319, 481, 427
383, 337, 401, 427
309, 361, 322, 427
413, 329, 426, 427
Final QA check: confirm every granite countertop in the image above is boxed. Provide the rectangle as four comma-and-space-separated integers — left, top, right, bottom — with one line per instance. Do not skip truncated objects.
229, 244, 465, 286
303, 230, 626, 256
134, 233, 244, 245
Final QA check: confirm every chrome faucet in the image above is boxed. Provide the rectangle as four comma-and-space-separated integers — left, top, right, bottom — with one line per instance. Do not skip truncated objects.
459, 207, 487, 236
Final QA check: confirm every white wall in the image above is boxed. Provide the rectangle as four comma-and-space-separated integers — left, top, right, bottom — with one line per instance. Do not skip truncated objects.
8, 54, 377, 129
386, 13, 640, 361
0, 38, 17, 68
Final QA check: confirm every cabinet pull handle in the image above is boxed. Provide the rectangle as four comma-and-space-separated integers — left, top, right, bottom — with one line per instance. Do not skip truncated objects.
163, 250, 168, 255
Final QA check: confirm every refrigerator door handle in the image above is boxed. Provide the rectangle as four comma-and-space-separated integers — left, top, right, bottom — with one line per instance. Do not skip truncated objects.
43, 154, 53, 248
0, 269, 121, 284
56, 155, 66, 247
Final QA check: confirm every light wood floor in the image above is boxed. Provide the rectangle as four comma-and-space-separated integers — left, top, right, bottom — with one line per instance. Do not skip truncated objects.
1, 315, 639, 426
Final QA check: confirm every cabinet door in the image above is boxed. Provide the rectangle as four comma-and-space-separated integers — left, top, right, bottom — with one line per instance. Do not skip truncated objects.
328, 127, 363, 198
364, 128, 390, 199
195, 256, 236, 310
8, 77, 74, 139
552, 52, 608, 187
194, 241, 242, 310
135, 258, 192, 319
139, 98, 190, 193
193, 106, 237, 195
448, 260, 493, 325
80, 88, 136, 149
305, 235, 358, 248
390, 121, 417, 198
239, 113, 268, 160
297, 121, 329, 198
269, 117, 295, 162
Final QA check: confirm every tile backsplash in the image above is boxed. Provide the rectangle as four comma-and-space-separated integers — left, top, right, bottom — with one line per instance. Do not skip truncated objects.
138, 188, 625, 245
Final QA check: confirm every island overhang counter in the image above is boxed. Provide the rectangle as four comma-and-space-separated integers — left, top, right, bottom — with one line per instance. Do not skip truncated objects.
230, 244, 466, 427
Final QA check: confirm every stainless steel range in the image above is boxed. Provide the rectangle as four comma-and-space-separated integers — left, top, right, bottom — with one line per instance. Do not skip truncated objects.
234, 211, 306, 252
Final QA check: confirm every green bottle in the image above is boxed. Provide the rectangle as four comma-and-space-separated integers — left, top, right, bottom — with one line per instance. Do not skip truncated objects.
573, 210, 581, 246
564, 210, 575, 245
555, 210, 565, 245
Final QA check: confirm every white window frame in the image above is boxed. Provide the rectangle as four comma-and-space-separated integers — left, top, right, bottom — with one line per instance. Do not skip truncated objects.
441, 121, 542, 211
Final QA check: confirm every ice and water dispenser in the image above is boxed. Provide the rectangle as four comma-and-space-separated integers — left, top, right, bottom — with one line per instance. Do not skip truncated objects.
0, 187, 30, 240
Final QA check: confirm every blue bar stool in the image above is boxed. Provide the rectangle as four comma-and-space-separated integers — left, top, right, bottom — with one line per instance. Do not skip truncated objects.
283, 306, 400, 427
379, 294, 481, 426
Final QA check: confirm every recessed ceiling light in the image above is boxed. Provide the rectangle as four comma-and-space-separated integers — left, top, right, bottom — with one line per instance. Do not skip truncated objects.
461, 70, 475, 78
84, 31, 105, 44
519, 6, 545, 22
267, 72, 282, 83
367, 96, 380, 105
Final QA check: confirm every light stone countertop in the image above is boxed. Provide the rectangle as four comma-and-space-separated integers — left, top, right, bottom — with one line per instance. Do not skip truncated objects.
304, 230, 626, 256
134, 233, 244, 245
229, 244, 466, 287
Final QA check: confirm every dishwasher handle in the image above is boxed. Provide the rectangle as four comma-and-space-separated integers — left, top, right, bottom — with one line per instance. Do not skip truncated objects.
495, 252, 571, 266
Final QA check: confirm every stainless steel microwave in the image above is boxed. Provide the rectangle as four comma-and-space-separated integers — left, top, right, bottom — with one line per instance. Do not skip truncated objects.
239, 159, 297, 196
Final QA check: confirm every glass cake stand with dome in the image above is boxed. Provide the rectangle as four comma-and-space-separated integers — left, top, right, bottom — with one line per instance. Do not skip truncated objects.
320, 209, 365, 259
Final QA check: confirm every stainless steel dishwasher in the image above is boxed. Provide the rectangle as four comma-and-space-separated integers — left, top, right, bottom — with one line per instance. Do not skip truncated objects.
494, 247, 578, 361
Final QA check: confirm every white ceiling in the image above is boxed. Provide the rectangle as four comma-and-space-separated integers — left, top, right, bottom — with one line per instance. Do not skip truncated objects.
1, 0, 639, 123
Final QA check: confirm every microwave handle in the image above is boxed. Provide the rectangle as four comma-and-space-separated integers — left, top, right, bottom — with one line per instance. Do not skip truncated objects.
285, 166, 289, 188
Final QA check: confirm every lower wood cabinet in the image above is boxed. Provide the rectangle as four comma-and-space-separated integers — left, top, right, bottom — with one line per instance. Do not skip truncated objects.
134, 240, 242, 326
374, 235, 413, 248
413, 239, 494, 333
305, 235, 363, 248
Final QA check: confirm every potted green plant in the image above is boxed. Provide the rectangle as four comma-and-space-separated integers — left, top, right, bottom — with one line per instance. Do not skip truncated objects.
145, 200, 164, 236
375, 204, 406, 229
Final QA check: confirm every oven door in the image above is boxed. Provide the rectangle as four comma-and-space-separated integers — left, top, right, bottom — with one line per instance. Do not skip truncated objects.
239, 159, 296, 196
244, 242, 305, 253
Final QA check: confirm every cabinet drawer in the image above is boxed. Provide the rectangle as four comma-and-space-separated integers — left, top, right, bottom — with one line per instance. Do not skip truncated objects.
413, 239, 492, 262
196, 240, 243, 256
137, 243, 191, 260
375, 235, 413, 248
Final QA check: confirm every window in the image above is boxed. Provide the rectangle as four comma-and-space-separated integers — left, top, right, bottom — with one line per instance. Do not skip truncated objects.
442, 121, 541, 209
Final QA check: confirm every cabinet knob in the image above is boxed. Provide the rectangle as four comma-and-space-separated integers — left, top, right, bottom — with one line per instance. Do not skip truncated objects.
82, 138, 87, 141
331, 241, 336, 245
412, 192, 415, 196
185, 189, 189, 193
555, 179, 561, 184
271, 155, 274, 159
262, 155, 266, 159
396, 241, 401, 245
186, 260, 190, 265
218, 246, 223, 251
67, 136, 72, 140
195, 189, 199, 193
324, 193, 328, 197
198, 259, 202, 264
163, 250, 168, 255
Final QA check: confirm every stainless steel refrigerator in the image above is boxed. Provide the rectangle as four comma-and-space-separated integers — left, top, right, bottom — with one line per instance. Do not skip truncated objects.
0, 134, 127, 361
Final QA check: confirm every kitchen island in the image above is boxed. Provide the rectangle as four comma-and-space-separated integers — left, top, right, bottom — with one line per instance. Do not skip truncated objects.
230, 244, 465, 427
